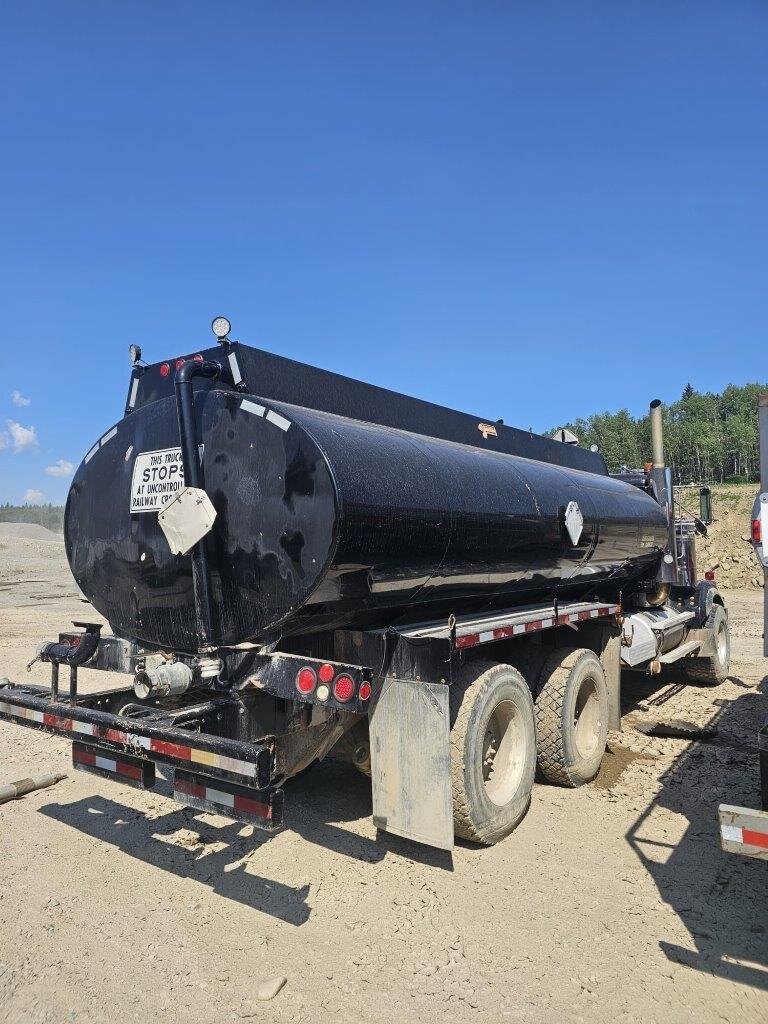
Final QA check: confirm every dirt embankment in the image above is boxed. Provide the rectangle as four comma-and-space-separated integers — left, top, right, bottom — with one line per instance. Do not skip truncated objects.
688, 485, 763, 590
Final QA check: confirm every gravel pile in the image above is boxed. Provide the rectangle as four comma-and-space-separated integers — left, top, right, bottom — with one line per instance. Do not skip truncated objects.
692, 484, 764, 589
0, 522, 62, 542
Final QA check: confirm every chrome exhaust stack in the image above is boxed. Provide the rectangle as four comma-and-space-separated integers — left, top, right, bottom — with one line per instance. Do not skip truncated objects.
649, 399, 679, 587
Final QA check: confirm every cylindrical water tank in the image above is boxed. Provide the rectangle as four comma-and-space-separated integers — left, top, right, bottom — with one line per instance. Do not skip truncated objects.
65, 388, 668, 652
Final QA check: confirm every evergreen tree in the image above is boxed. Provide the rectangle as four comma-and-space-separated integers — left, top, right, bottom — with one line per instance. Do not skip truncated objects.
547, 381, 768, 483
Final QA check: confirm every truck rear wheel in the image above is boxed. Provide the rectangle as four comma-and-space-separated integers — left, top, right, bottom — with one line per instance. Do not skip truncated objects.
684, 604, 731, 685
449, 662, 536, 845
534, 647, 608, 787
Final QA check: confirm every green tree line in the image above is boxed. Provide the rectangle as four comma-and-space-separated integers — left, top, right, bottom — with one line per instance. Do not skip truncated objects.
548, 382, 767, 483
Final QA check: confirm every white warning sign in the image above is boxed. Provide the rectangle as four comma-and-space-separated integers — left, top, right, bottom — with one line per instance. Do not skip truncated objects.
130, 446, 202, 514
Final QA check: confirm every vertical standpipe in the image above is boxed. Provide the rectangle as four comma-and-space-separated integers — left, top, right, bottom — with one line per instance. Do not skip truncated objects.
649, 399, 679, 585
759, 394, 768, 657
174, 358, 221, 650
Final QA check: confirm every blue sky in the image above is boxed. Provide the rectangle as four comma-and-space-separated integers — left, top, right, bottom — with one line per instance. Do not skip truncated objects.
0, 2, 766, 504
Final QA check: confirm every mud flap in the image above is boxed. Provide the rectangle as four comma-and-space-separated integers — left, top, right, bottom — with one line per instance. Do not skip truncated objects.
369, 677, 453, 850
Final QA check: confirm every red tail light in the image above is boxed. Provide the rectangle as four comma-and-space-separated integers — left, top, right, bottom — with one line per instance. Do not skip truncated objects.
175, 358, 185, 370
333, 674, 355, 702
296, 667, 317, 694
160, 362, 170, 377
318, 663, 335, 684
358, 681, 372, 702
193, 353, 204, 362
753, 519, 762, 544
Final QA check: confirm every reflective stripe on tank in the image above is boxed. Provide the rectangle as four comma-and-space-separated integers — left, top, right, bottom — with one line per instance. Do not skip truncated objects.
240, 399, 266, 417
228, 350, 243, 385
266, 410, 290, 431
240, 399, 291, 432
84, 426, 117, 465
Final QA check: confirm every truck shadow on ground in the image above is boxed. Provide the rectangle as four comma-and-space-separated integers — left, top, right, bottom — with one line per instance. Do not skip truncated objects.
620, 670, 768, 992
39, 758, 451, 925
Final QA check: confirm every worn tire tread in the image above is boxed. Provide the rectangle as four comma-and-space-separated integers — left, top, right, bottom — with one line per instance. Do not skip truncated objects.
534, 648, 580, 787
449, 661, 532, 844
534, 647, 607, 788
449, 662, 494, 842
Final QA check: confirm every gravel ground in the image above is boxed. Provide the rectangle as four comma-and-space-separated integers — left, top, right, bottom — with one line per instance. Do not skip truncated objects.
1, 528, 767, 1024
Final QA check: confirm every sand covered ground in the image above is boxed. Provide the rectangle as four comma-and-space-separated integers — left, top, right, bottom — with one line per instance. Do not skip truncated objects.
1, 524, 767, 1023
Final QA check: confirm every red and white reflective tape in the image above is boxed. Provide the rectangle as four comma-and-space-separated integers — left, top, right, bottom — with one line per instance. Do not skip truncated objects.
719, 804, 768, 858
454, 604, 619, 650
0, 701, 259, 780
73, 745, 143, 781
722, 823, 768, 850
174, 776, 272, 820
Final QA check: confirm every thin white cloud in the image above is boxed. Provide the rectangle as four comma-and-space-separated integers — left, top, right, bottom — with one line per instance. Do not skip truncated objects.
11, 390, 31, 407
0, 432, 7, 451
24, 489, 43, 503
6, 420, 38, 453
46, 458, 75, 478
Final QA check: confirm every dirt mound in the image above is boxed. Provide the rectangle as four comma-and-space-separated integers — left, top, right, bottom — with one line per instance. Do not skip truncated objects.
0, 522, 69, 590
691, 484, 763, 589
0, 522, 62, 542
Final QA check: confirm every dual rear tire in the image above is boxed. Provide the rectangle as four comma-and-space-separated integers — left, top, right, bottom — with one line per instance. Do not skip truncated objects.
449, 648, 609, 844
449, 663, 537, 844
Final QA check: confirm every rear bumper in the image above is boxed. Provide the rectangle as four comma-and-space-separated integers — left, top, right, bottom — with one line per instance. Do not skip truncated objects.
0, 682, 273, 787
0, 681, 283, 829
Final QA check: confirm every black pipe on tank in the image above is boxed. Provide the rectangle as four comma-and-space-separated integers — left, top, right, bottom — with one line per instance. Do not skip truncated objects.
174, 358, 220, 650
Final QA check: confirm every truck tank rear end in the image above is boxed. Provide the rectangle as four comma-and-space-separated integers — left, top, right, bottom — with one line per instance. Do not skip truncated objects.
2, 324, 730, 855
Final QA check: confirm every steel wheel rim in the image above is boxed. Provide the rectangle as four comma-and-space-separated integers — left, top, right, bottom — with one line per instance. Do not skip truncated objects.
573, 676, 602, 760
716, 620, 728, 664
482, 699, 526, 806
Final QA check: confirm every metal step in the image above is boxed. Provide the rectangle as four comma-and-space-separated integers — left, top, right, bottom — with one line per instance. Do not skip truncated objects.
647, 610, 695, 632
657, 638, 702, 664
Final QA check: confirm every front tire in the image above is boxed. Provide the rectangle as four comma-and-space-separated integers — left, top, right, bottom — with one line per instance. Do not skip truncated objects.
684, 604, 731, 685
449, 662, 537, 845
